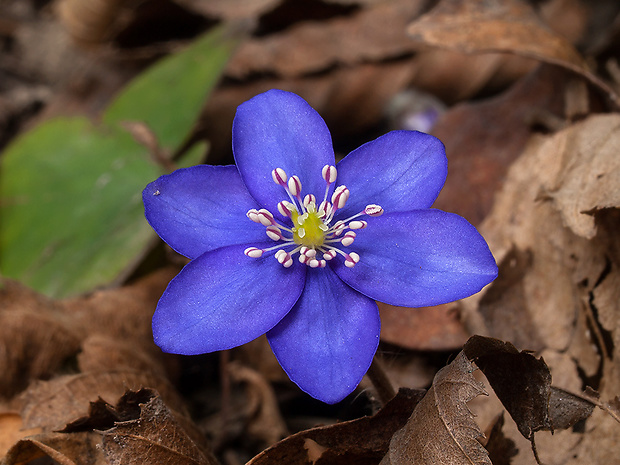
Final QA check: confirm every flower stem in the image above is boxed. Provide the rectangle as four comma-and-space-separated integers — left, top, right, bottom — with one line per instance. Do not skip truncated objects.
367, 354, 396, 406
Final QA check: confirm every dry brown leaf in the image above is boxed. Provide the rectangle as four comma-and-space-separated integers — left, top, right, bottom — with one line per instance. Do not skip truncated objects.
0, 279, 81, 400
406, 0, 619, 106
2, 431, 105, 465
384, 352, 491, 465
226, 0, 425, 78
377, 302, 468, 351
0, 412, 42, 458
101, 393, 218, 465
431, 64, 568, 226
466, 113, 620, 463
484, 413, 518, 465
228, 362, 288, 446
464, 336, 553, 440
18, 371, 185, 432
247, 388, 425, 465
173, 0, 281, 20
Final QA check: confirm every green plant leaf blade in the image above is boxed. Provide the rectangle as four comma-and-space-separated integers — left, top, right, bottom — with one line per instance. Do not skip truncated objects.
102, 24, 240, 152
0, 117, 160, 297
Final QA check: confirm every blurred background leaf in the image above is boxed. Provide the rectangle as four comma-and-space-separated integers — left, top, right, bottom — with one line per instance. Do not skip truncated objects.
0, 24, 240, 298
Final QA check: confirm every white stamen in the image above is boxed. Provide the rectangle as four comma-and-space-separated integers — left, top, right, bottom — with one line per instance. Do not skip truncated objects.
272, 168, 288, 186
247, 209, 261, 223
278, 201, 294, 217
323, 250, 337, 260
288, 175, 302, 197
322, 165, 337, 184
349, 220, 367, 230
303, 194, 316, 208
345, 252, 360, 268
304, 248, 317, 258
318, 200, 331, 217
244, 247, 263, 258
365, 204, 384, 217
331, 186, 350, 210
266, 225, 283, 241
257, 209, 275, 226
341, 231, 356, 246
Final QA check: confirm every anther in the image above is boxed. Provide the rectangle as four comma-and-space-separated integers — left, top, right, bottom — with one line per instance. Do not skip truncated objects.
331, 186, 350, 210
344, 252, 360, 268
349, 220, 367, 230
266, 225, 283, 241
288, 175, 302, 197
323, 250, 337, 260
272, 168, 288, 186
304, 248, 317, 258
257, 209, 275, 226
246, 209, 260, 223
364, 204, 384, 217
303, 194, 316, 208
244, 247, 263, 258
277, 201, 294, 217
322, 165, 337, 184
341, 231, 356, 246
318, 200, 331, 217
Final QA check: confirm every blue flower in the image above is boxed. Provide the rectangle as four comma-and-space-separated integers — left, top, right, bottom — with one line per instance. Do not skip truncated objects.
143, 89, 498, 404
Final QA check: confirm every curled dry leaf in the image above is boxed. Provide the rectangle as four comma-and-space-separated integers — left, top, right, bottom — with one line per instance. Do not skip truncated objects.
17, 371, 185, 432
247, 388, 425, 465
406, 0, 619, 106
384, 352, 491, 465
101, 391, 219, 465
464, 336, 552, 440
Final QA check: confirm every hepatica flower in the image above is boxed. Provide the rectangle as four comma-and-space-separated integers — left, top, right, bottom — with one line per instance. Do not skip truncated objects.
143, 89, 497, 404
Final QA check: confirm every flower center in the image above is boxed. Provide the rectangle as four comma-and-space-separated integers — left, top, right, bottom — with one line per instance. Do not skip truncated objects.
244, 165, 383, 269
291, 208, 327, 247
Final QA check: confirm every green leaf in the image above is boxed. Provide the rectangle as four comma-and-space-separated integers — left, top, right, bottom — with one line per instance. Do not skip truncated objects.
103, 24, 239, 152
0, 24, 241, 297
1, 118, 158, 296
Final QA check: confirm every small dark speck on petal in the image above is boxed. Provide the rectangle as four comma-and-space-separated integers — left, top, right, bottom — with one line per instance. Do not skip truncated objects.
153, 190, 160, 196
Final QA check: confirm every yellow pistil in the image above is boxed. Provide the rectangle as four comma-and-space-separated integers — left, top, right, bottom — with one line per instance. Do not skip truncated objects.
291, 209, 327, 247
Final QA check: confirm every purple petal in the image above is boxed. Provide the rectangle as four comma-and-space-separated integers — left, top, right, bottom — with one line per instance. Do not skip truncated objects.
334, 131, 447, 219
332, 210, 498, 307
153, 243, 306, 354
267, 267, 380, 404
143, 165, 265, 259
233, 90, 335, 214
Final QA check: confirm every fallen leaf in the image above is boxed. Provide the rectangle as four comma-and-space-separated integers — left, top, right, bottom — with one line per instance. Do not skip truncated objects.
2, 432, 105, 465
406, 0, 619, 106
226, 0, 425, 78
247, 388, 425, 465
0, 412, 42, 458
463, 336, 552, 440
483, 413, 518, 465
101, 392, 218, 465
377, 302, 468, 351
18, 371, 184, 432
228, 362, 288, 446
548, 387, 596, 431
385, 352, 491, 465
0, 283, 81, 399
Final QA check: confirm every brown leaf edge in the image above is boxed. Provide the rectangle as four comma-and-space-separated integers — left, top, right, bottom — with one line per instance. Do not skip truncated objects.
247, 388, 425, 465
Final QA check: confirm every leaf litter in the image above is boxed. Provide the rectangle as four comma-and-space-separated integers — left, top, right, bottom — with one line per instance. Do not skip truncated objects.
2, 0, 620, 463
